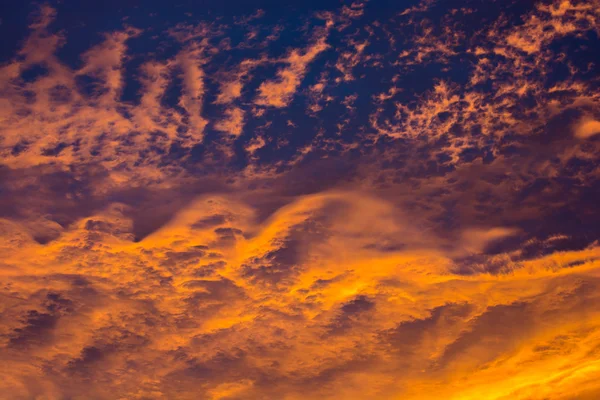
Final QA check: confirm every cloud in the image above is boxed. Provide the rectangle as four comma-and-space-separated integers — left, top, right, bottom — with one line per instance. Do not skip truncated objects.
175, 44, 209, 141
574, 117, 600, 139
1, 185, 600, 398
1, 0, 600, 399
214, 107, 245, 136
254, 33, 330, 108
77, 28, 141, 104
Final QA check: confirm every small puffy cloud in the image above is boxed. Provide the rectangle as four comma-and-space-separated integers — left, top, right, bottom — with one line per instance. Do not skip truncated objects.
214, 107, 245, 136
574, 117, 600, 139
255, 36, 330, 108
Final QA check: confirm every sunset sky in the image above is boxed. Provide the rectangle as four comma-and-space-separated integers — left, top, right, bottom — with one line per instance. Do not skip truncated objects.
1, 0, 600, 398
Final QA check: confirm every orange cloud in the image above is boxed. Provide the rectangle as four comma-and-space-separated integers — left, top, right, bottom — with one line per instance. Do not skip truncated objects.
1, 1, 600, 399
255, 32, 330, 108
1, 189, 600, 399
77, 28, 141, 105
215, 107, 245, 136
574, 117, 600, 139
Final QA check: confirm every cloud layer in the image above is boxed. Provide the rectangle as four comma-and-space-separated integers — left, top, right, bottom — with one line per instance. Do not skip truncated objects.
1, 0, 600, 398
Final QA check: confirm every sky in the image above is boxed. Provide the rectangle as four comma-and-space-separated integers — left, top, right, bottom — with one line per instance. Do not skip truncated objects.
1, 0, 600, 398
